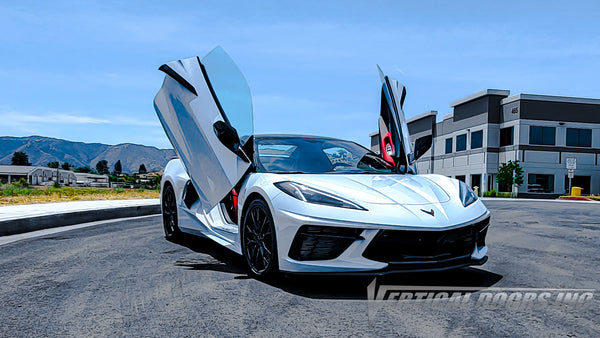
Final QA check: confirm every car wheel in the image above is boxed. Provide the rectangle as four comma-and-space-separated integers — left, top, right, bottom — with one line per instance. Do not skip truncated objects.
242, 199, 278, 278
162, 184, 180, 240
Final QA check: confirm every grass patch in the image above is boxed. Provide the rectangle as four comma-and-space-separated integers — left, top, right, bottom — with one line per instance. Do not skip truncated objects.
0, 184, 159, 205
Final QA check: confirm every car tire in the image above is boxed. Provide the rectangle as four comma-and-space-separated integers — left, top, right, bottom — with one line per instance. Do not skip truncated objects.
241, 199, 278, 278
162, 184, 180, 240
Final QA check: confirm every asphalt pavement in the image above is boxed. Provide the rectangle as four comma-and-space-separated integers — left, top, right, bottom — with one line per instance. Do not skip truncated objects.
0, 199, 598, 336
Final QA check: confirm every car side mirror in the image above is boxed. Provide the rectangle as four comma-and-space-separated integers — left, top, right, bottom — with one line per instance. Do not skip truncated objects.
213, 120, 241, 153
213, 121, 250, 162
414, 135, 432, 161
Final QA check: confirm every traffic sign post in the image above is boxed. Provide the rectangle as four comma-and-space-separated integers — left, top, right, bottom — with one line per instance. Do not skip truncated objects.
512, 170, 516, 197
566, 158, 576, 195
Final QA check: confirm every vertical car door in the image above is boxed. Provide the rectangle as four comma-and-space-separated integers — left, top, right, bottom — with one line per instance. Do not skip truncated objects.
153, 46, 253, 214
377, 66, 415, 172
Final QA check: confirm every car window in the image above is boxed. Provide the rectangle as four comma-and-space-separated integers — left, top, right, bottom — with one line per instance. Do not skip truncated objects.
201, 47, 253, 142
256, 137, 393, 174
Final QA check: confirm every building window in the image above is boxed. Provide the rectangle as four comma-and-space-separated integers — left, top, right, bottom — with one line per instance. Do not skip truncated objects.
445, 138, 452, 154
529, 126, 555, 145
566, 128, 592, 147
471, 130, 483, 149
527, 174, 554, 193
456, 134, 467, 151
455, 175, 466, 183
500, 127, 514, 146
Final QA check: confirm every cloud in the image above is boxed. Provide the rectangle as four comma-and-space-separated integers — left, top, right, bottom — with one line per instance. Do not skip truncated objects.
2, 111, 111, 125
111, 117, 161, 127
1, 110, 160, 127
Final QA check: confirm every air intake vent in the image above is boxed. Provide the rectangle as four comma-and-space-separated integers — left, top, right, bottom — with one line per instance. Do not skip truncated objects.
363, 217, 490, 264
289, 225, 364, 261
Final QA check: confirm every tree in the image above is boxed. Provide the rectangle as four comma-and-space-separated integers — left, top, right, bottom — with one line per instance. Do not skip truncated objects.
47, 161, 59, 168
138, 164, 147, 174
496, 160, 524, 191
61, 162, 71, 170
11, 151, 31, 166
96, 160, 109, 175
75, 166, 99, 174
75, 166, 92, 173
114, 160, 122, 176
151, 173, 162, 189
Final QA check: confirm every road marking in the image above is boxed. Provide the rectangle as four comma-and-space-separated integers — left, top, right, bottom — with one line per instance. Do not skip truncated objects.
0, 214, 159, 247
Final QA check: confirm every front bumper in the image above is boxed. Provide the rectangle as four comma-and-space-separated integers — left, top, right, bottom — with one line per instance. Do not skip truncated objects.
273, 208, 490, 274
285, 256, 488, 276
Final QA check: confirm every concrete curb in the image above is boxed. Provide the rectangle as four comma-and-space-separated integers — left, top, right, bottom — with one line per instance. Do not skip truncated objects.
0, 204, 161, 236
481, 197, 599, 204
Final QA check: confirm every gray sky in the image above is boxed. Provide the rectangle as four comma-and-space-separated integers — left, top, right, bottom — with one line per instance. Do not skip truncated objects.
1, 0, 598, 148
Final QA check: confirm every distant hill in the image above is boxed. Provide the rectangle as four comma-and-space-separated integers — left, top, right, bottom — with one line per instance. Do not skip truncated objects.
0, 136, 176, 173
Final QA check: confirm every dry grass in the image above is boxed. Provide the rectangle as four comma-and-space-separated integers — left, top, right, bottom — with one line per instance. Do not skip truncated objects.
0, 185, 159, 206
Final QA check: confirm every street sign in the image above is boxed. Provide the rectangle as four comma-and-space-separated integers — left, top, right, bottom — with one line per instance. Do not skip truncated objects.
566, 158, 577, 170
568, 170, 574, 179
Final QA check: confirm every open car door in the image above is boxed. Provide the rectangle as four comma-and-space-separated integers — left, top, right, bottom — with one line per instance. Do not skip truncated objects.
154, 47, 253, 214
377, 66, 415, 173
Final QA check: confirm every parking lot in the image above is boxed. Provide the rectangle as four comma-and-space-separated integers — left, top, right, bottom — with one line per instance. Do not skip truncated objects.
0, 199, 598, 336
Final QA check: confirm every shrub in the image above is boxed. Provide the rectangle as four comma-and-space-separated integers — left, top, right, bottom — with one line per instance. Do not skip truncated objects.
52, 182, 61, 188
14, 178, 29, 188
483, 189, 497, 197
482, 189, 514, 198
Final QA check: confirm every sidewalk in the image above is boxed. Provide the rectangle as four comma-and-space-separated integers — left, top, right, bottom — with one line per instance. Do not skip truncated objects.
0, 199, 160, 236
481, 197, 598, 203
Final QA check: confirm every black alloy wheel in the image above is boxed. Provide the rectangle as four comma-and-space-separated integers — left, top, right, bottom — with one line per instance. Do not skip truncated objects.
242, 199, 278, 277
162, 184, 180, 240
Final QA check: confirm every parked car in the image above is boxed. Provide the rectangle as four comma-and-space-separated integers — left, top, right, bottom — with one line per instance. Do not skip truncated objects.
154, 46, 490, 277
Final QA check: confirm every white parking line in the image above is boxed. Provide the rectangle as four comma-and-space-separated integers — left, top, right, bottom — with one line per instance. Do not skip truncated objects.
0, 214, 159, 247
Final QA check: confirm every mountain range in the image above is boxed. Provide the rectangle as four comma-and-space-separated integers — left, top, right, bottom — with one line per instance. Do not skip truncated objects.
0, 136, 176, 173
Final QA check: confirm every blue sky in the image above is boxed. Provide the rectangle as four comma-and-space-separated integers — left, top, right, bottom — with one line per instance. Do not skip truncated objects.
1, 0, 598, 149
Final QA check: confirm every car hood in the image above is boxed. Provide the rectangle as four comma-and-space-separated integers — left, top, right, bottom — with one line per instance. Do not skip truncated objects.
281, 174, 451, 206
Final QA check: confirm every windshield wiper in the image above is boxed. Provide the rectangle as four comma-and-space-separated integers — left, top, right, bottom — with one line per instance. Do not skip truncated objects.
274, 171, 306, 174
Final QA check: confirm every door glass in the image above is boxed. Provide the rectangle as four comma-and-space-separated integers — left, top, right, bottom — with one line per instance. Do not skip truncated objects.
201, 47, 253, 142
378, 72, 415, 171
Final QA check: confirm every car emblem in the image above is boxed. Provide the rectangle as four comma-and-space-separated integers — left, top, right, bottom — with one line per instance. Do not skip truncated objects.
421, 209, 435, 216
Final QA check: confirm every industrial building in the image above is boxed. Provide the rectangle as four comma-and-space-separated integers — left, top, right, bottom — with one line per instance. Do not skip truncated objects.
370, 90, 600, 197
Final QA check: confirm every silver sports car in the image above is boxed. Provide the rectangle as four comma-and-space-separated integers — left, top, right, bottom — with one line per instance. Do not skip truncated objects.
154, 46, 490, 277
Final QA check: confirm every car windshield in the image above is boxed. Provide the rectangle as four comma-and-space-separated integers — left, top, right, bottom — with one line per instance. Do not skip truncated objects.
256, 136, 394, 174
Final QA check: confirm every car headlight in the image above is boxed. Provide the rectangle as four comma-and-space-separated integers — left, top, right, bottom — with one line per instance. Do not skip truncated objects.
274, 181, 367, 211
459, 180, 478, 207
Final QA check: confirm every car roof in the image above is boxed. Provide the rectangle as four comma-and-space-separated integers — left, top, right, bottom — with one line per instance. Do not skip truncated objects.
254, 134, 350, 142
